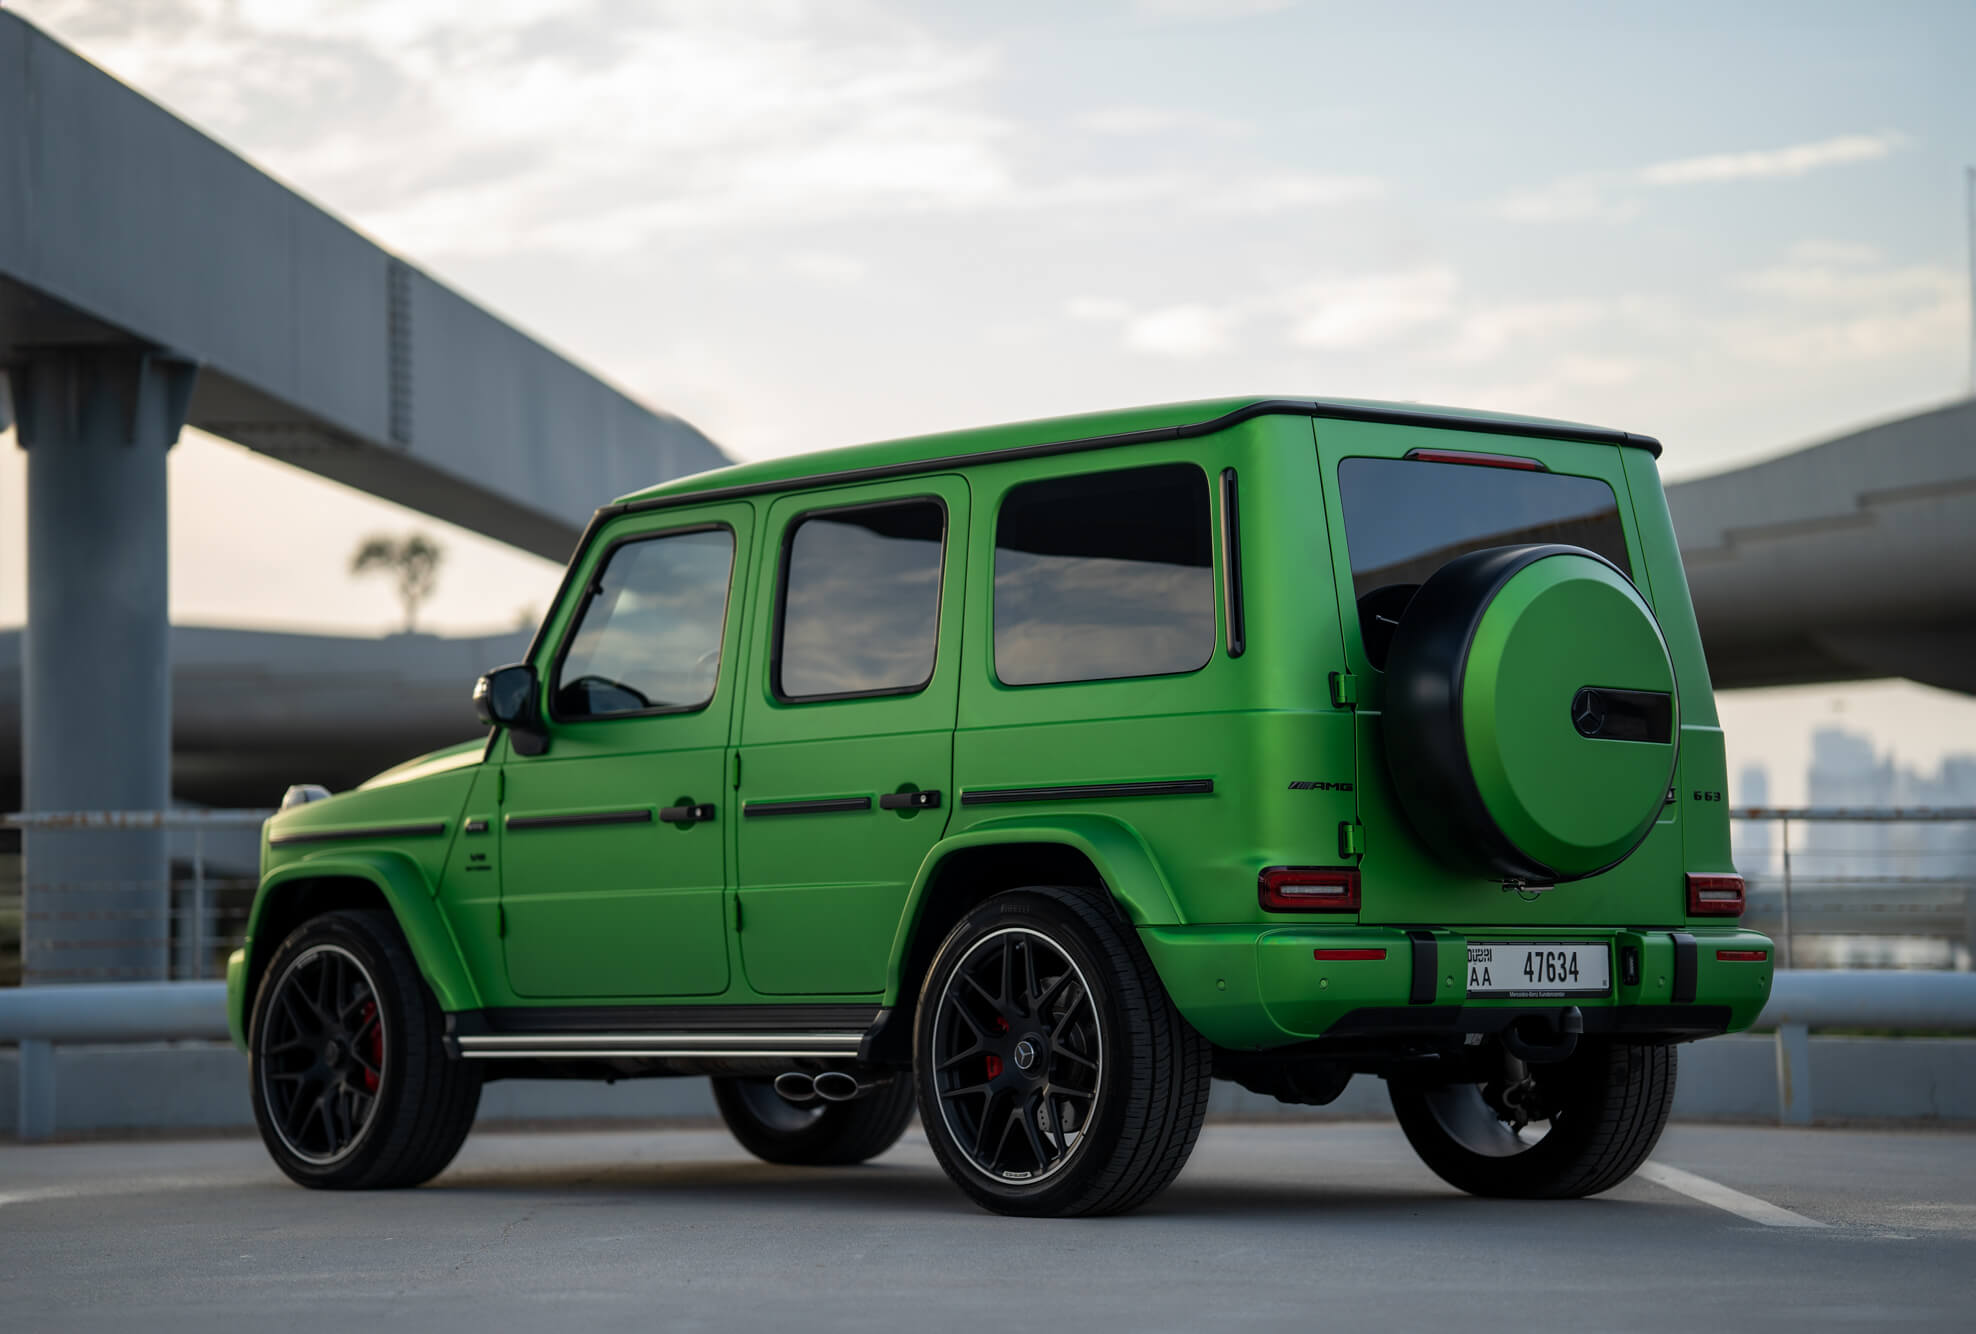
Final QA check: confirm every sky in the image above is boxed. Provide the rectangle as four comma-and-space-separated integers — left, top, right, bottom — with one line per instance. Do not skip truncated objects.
2, 0, 1975, 801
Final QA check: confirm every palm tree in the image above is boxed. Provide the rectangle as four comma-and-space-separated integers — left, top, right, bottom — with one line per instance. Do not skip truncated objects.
350, 532, 444, 632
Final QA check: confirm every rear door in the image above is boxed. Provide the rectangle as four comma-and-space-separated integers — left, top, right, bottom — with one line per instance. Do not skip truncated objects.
1311, 422, 1665, 927
732, 477, 968, 996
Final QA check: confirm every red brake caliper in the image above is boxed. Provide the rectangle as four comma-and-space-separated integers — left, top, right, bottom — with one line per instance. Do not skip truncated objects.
984, 1013, 1009, 1080
360, 1000, 382, 1093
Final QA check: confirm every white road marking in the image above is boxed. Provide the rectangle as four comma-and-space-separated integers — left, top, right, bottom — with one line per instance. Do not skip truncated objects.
1639, 1161, 1829, 1229
0, 1175, 259, 1210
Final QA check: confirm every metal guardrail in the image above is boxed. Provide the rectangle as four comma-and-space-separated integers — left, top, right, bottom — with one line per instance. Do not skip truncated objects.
1, 808, 272, 985
1731, 806, 1976, 970
5, 972, 1974, 1141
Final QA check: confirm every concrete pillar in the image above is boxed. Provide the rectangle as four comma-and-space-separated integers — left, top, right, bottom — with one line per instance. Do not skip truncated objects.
10, 348, 195, 983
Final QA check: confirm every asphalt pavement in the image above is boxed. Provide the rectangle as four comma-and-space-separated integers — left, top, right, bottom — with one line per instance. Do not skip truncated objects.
3, 1117, 1972, 1332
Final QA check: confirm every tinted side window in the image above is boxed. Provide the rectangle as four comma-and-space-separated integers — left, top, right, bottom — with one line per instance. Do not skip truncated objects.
994, 463, 1214, 686
1336, 456, 1630, 667
553, 527, 734, 719
776, 500, 945, 700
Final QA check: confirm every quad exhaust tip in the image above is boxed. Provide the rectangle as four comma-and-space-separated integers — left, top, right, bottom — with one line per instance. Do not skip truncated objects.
773, 1070, 874, 1104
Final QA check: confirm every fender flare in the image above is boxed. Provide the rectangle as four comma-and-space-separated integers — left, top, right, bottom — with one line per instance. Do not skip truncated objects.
235, 851, 481, 1039
883, 813, 1183, 1002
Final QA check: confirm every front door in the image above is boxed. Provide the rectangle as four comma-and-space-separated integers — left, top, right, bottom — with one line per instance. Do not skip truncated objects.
498, 505, 751, 999
734, 477, 968, 997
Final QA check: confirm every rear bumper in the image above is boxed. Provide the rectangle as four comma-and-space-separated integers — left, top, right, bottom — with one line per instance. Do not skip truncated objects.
1140, 923, 1774, 1050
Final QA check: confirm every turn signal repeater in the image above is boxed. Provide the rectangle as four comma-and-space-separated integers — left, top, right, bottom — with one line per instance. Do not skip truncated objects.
1685, 873, 1746, 916
1259, 866, 1361, 913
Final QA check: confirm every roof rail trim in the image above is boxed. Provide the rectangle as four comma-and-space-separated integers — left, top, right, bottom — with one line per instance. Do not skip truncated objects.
510, 399, 1658, 667
608, 398, 1660, 524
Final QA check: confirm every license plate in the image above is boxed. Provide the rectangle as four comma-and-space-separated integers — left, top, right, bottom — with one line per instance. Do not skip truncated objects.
1467, 942, 1610, 997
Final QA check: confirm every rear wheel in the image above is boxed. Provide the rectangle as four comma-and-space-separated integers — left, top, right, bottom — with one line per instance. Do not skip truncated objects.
915, 886, 1212, 1217
712, 1076, 914, 1166
249, 909, 481, 1189
1388, 1038, 1676, 1198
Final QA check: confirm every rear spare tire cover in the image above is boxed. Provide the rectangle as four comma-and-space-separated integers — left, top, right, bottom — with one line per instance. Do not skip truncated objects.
1383, 544, 1677, 884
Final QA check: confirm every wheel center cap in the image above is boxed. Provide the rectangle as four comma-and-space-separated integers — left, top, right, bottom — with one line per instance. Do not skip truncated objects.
1013, 1038, 1038, 1071
323, 1040, 343, 1065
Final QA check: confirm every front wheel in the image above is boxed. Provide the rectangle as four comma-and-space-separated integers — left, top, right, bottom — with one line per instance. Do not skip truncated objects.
915, 886, 1212, 1217
248, 909, 482, 1189
1388, 1038, 1676, 1198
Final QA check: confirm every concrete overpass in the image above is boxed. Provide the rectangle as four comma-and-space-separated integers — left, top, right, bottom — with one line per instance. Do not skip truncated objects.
1667, 396, 1976, 696
0, 12, 724, 981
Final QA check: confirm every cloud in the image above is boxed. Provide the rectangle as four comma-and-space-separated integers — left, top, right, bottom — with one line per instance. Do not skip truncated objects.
1493, 132, 1907, 224
1066, 297, 1135, 322
1074, 105, 1251, 136
1131, 0, 1297, 19
1448, 300, 1607, 361
1122, 305, 1238, 359
1194, 171, 1385, 214
1286, 268, 1459, 349
1719, 244, 1961, 369
1636, 133, 1905, 186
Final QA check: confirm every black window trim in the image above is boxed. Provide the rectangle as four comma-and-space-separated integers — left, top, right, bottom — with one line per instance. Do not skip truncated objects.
769, 493, 951, 706
545, 520, 738, 725
1219, 466, 1245, 659
990, 459, 1218, 691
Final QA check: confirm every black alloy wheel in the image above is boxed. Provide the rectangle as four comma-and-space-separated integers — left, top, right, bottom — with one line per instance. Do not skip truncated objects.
915, 886, 1212, 1217
257, 942, 387, 1165
930, 925, 1103, 1184
249, 909, 482, 1189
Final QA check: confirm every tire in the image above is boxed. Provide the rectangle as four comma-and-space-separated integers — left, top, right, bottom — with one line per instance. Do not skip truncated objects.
248, 908, 482, 1189
914, 885, 1212, 1217
712, 1076, 915, 1167
1383, 543, 1678, 883
1388, 1039, 1676, 1199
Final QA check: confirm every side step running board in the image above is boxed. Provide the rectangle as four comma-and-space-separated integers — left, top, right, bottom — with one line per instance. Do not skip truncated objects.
454, 1031, 866, 1060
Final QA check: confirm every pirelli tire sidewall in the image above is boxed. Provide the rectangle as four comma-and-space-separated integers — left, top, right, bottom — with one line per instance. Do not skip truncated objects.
1381, 543, 1676, 885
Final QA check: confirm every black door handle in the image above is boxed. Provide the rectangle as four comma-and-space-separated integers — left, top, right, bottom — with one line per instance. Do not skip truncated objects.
660, 802, 717, 824
878, 790, 942, 811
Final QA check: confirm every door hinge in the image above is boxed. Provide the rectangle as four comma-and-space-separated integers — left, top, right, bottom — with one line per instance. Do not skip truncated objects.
1338, 821, 1365, 859
497, 903, 507, 938
732, 752, 743, 790
497, 769, 506, 803
733, 895, 744, 932
1329, 671, 1358, 709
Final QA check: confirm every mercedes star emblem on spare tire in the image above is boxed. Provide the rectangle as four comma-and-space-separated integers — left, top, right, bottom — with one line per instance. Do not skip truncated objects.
1572, 688, 1608, 738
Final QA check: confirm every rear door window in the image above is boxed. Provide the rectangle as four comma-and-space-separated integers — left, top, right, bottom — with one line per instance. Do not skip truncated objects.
775, 499, 946, 701
993, 463, 1214, 686
1337, 456, 1629, 667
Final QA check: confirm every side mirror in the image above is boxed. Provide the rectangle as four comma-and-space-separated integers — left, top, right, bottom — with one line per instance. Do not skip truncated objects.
473, 663, 548, 755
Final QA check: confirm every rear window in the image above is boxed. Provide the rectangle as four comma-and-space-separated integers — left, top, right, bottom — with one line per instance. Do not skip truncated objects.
776, 500, 946, 701
994, 463, 1214, 686
1337, 456, 1630, 667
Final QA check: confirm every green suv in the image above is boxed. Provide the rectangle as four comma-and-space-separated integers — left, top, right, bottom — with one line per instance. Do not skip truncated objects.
227, 396, 1772, 1216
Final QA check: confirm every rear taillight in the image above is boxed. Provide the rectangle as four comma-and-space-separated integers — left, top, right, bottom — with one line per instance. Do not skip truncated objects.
1260, 866, 1360, 913
1686, 873, 1746, 916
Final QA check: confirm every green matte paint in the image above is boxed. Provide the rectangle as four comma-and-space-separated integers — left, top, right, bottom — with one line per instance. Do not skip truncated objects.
227, 396, 1770, 1058
1461, 553, 1677, 877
